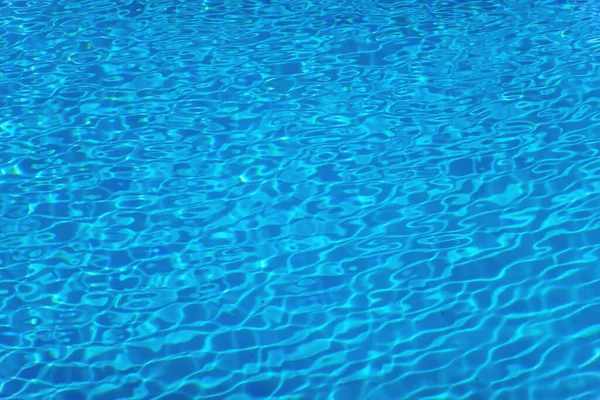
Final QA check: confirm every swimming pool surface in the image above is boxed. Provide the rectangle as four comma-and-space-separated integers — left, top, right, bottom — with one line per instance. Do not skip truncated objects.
1, 0, 600, 399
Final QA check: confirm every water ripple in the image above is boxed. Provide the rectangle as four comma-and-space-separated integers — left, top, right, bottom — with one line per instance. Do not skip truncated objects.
2, 0, 600, 399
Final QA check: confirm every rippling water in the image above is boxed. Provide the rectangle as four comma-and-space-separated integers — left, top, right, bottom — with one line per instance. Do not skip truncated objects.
1, 0, 600, 399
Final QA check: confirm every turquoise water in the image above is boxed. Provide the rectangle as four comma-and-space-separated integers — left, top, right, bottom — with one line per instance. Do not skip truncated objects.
1, 0, 600, 399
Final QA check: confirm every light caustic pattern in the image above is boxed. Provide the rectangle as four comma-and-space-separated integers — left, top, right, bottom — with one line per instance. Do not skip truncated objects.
1, 0, 600, 399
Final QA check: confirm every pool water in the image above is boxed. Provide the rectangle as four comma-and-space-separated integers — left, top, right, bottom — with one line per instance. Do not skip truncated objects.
1, 0, 600, 399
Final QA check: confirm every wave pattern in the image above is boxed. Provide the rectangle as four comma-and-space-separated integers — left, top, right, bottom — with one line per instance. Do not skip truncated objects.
2, 0, 600, 399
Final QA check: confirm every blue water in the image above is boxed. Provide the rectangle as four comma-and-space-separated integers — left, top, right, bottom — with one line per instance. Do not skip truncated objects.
1, 0, 600, 399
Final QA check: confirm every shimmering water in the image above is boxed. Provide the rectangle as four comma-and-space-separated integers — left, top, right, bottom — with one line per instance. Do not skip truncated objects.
1, 0, 600, 399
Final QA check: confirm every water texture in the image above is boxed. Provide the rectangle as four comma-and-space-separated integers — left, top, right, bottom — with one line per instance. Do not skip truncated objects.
1, 0, 600, 399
